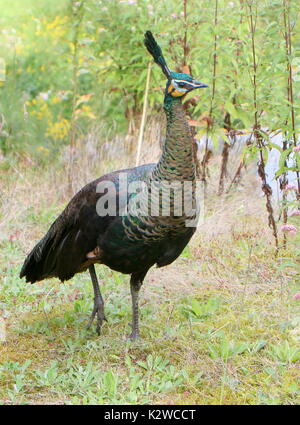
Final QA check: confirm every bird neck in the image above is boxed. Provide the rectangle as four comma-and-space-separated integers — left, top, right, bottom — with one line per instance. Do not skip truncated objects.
122, 94, 197, 241
151, 94, 195, 182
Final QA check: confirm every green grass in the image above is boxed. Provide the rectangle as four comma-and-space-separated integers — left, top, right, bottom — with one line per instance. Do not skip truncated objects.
0, 0, 299, 406
0, 198, 299, 404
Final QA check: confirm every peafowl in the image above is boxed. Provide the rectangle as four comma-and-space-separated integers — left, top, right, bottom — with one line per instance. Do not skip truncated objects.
20, 31, 208, 339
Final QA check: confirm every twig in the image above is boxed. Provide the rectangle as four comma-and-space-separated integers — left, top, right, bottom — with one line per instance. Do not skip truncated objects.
226, 158, 245, 193
218, 112, 231, 195
135, 62, 152, 166
283, 0, 300, 202
247, 0, 279, 251
220, 2, 244, 195
183, 0, 188, 67
201, 0, 218, 191
67, 0, 85, 194
280, 0, 290, 249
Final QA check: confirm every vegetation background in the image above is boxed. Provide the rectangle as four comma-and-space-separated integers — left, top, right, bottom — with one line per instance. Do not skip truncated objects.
0, 0, 299, 405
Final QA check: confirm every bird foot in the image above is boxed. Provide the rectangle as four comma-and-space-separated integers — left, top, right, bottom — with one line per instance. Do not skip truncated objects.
87, 297, 107, 335
128, 331, 140, 341
128, 323, 140, 341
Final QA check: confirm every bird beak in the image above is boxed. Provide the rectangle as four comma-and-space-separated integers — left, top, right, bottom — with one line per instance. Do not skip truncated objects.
191, 80, 208, 89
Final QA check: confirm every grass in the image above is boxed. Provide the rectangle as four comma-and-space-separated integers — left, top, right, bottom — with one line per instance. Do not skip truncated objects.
0, 147, 299, 405
0, 0, 299, 406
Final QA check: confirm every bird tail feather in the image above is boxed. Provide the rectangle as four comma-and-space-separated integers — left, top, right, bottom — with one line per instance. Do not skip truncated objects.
19, 219, 87, 283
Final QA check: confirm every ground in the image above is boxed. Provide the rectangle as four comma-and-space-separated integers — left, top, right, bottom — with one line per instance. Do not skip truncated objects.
0, 152, 299, 405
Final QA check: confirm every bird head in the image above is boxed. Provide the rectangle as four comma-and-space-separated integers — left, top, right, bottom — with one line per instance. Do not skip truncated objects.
144, 31, 208, 99
166, 72, 208, 98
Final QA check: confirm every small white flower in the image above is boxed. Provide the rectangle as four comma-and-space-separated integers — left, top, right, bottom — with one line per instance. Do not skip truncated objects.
38, 91, 50, 101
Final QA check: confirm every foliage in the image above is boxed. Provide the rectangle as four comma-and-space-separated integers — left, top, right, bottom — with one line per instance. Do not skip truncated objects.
0, 1, 299, 149
0, 0, 300, 405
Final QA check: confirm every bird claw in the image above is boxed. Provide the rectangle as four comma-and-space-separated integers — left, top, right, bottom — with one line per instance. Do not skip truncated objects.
87, 299, 107, 335
128, 322, 140, 340
128, 331, 140, 341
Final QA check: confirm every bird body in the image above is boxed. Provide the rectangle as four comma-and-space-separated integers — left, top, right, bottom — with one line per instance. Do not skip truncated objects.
20, 31, 208, 338
20, 101, 196, 279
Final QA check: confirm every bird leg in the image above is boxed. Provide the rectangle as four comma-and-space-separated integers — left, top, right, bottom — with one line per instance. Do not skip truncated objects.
129, 272, 147, 340
87, 264, 107, 335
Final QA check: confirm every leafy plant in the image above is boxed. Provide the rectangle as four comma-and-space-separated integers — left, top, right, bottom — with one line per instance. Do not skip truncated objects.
268, 341, 300, 364
183, 297, 221, 320
208, 337, 250, 360
136, 354, 170, 372
34, 361, 61, 387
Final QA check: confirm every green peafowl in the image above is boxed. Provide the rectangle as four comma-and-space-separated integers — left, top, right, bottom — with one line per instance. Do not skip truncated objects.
20, 31, 208, 339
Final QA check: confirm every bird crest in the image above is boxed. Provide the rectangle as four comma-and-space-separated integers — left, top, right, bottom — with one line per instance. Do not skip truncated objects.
144, 31, 171, 78
144, 31, 207, 98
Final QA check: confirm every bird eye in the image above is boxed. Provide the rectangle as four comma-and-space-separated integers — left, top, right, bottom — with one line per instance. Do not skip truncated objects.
177, 82, 186, 88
